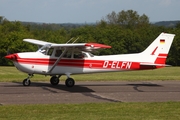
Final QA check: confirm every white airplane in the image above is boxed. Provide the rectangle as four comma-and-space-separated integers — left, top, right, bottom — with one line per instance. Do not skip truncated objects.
5, 33, 175, 87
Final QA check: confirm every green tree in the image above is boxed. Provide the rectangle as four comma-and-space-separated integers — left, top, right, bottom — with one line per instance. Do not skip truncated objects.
104, 10, 150, 28
0, 20, 35, 65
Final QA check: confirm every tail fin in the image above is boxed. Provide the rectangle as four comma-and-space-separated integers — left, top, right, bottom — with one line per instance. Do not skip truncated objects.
140, 33, 175, 66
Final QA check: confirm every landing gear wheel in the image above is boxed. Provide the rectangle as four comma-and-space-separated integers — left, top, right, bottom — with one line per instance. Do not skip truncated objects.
65, 78, 75, 87
50, 76, 59, 86
23, 79, 31, 86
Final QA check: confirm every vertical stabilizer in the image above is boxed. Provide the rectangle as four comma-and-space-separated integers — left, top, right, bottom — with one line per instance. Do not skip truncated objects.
140, 33, 175, 65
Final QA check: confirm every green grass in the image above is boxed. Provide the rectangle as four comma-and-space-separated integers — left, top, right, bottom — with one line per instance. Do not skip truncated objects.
0, 66, 180, 82
0, 102, 180, 120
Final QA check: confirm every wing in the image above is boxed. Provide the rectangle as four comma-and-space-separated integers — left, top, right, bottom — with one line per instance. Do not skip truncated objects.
23, 39, 111, 51
51, 42, 111, 51
23, 39, 53, 46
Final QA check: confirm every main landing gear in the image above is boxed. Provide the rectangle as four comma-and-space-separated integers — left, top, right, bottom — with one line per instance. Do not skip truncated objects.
65, 78, 75, 87
50, 75, 60, 85
50, 75, 75, 87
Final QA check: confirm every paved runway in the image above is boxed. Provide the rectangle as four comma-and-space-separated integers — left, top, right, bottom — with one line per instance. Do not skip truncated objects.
0, 81, 180, 105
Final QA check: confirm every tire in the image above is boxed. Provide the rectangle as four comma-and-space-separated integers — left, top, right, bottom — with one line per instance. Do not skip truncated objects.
23, 79, 31, 86
65, 78, 75, 87
50, 76, 59, 86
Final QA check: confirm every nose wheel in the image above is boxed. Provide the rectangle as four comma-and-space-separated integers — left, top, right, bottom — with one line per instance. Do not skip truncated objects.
23, 74, 33, 86
23, 79, 31, 86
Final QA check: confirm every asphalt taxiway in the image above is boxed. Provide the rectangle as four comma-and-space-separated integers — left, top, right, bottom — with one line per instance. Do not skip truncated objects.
0, 81, 180, 105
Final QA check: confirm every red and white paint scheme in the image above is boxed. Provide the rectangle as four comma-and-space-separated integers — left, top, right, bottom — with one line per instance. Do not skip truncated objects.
5, 33, 175, 87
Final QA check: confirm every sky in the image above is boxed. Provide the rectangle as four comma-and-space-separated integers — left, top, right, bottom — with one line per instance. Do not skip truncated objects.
0, 0, 180, 23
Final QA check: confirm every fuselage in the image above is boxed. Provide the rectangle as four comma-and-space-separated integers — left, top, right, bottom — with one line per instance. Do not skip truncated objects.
6, 51, 155, 76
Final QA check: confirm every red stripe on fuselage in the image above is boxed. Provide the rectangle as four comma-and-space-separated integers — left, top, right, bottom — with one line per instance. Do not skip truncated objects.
16, 57, 141, 70
11, 53, 168, 70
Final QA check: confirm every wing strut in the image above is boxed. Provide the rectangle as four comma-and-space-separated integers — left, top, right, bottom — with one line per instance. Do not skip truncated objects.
72, 37, 79, 44
47, 48, 67, 73
66, 38, 74, 44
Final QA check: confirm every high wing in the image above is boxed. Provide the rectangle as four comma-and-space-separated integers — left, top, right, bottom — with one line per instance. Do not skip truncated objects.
23, 39, 111, 51
23, 39, 53, 46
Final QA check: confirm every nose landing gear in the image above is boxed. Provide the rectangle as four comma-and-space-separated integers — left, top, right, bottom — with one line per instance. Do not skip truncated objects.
23, 74, 33, 86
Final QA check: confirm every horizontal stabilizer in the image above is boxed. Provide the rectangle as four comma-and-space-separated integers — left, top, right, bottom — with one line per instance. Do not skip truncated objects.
140, 63, 171, 67
140, 63, 171, 69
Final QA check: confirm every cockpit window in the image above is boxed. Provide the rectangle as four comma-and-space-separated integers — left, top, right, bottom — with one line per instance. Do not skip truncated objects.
38, 45, 53, 56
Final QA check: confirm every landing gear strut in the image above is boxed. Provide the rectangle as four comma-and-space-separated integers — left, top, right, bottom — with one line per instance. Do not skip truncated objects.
23, 74, 33, 86
50, 75, 60, 86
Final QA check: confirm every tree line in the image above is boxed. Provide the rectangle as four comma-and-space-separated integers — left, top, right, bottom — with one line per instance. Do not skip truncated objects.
0, 10, 180, 66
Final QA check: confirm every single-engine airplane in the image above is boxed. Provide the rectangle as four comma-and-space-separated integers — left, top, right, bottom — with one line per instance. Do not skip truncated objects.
5, 33, 175, 87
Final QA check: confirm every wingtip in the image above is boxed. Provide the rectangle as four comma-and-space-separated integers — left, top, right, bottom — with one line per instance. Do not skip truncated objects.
85, 43, 111, 49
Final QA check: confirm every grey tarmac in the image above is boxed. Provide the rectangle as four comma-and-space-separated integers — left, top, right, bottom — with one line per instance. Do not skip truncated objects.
0, 81, 180, 105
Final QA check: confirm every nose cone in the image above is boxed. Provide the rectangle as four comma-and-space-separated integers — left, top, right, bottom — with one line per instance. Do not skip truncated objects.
5, 54, 16, 60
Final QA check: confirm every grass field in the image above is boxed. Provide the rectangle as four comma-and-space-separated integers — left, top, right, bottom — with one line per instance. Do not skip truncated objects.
0, 66, 180, 120
0, 102, 180, 120
0, 66, 180, 82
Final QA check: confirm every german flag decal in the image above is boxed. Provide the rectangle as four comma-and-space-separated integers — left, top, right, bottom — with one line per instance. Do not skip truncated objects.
160, 39, 165, 44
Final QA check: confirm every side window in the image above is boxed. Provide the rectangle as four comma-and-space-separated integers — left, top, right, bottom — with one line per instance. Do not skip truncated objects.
82, 53, 88, 58
55, 49, 62, 57
74, 51, 85, 59
63, 50, 72, 58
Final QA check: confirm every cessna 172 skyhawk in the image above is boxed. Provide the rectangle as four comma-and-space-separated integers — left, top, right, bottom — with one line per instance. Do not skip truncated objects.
5, 33, 175, 87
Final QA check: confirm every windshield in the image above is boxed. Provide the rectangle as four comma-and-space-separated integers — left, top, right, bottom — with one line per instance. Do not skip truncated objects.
38, 45, 53, 55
